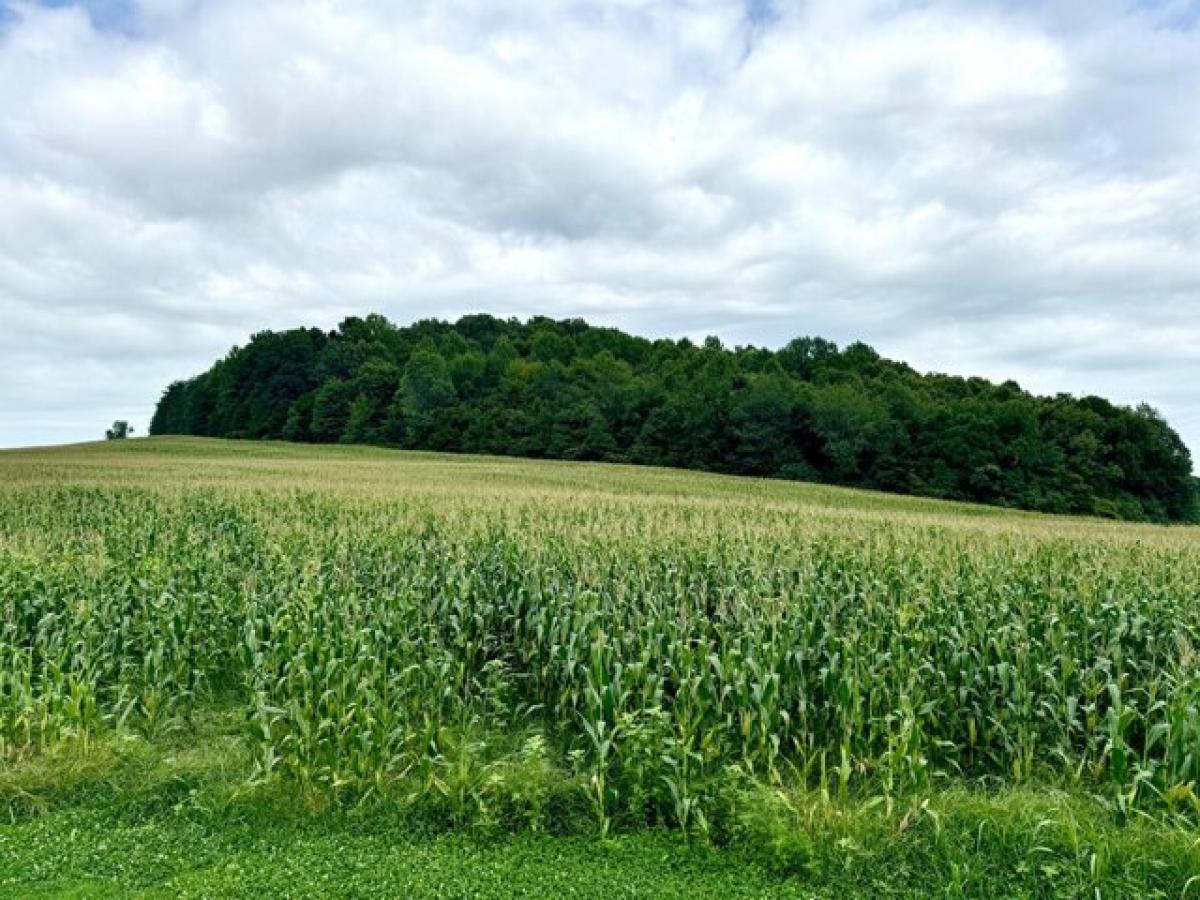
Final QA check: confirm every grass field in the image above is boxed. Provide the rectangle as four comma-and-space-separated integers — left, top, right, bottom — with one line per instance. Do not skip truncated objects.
2, 437, 1200, 897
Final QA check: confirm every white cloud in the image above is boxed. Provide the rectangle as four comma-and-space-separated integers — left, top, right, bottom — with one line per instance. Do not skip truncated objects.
0, 0, 1197, 461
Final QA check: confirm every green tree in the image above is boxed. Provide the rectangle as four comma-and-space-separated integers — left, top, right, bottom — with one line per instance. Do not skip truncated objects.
395, 349, 457, 446
310, 379, 356, 443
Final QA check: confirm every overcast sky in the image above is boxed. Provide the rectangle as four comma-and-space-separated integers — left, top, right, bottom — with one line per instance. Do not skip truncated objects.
1, 0, 1198, 461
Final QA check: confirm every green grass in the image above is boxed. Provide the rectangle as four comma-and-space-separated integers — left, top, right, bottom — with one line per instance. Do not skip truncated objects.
3, 721, 1199, 898
2, 437, 1200, 897
5, 812, 828, 899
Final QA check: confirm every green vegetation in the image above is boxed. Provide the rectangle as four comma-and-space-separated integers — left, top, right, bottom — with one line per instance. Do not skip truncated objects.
149, 313, 1197, 522
4, 718, 1200, 898
2, 437, 1200, 896
104, 420, 133, 441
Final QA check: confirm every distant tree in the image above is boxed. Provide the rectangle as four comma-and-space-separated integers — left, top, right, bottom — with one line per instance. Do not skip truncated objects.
339, 360, 402, 444
342, 395, 376, 445
531, 329, 573, 365
282, 393, 316, 442
393, 349, 457, 447
309, 378, 356, 443
105, 420, 133, 440
400, 349, 456, 415
729, 372, 798, 476
149, 382, 188, 435
449, 351, 488, 400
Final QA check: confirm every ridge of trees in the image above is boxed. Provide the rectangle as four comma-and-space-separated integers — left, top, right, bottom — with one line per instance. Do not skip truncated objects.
150, 313, 1198, 522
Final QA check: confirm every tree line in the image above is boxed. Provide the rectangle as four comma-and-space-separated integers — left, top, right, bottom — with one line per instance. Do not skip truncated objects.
150, 313, 1198, 522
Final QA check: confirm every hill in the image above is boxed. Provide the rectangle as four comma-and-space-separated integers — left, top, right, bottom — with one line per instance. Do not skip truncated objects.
149, 313, 1197, 522
2, 437, 1199, 897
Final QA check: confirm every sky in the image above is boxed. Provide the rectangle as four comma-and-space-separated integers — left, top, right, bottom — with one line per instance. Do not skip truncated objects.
0, 0, 1198, 462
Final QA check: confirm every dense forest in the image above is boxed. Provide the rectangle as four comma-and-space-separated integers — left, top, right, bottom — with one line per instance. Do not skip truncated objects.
150, 314, 1198, 522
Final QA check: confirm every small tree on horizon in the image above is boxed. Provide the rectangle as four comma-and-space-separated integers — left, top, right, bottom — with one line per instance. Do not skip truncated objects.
105, 420, 133, 440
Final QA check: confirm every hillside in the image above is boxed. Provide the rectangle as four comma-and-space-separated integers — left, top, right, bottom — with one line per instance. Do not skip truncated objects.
2, 437, 1199, 897
149, 314, 1197, 523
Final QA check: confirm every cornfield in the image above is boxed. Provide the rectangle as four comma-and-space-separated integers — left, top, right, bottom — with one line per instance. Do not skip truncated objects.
3, 438, 1199, 831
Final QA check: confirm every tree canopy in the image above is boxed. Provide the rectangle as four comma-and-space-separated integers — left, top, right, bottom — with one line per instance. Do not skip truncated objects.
150, 313, 1198, 523
105, 420, 133, 440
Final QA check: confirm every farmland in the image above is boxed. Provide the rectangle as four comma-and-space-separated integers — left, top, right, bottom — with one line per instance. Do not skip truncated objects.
2, 437, 1200, 897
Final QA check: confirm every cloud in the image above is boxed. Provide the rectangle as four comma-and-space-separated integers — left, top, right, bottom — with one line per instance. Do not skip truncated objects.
0, 0, 1197, 462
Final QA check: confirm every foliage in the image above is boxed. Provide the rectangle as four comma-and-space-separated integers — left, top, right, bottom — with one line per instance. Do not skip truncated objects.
105, 420, 132, 440
149, 314, 1197, 522
3, 438, 1200, 833
3, 723, 1200, 897
3, 438, 1200, 894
